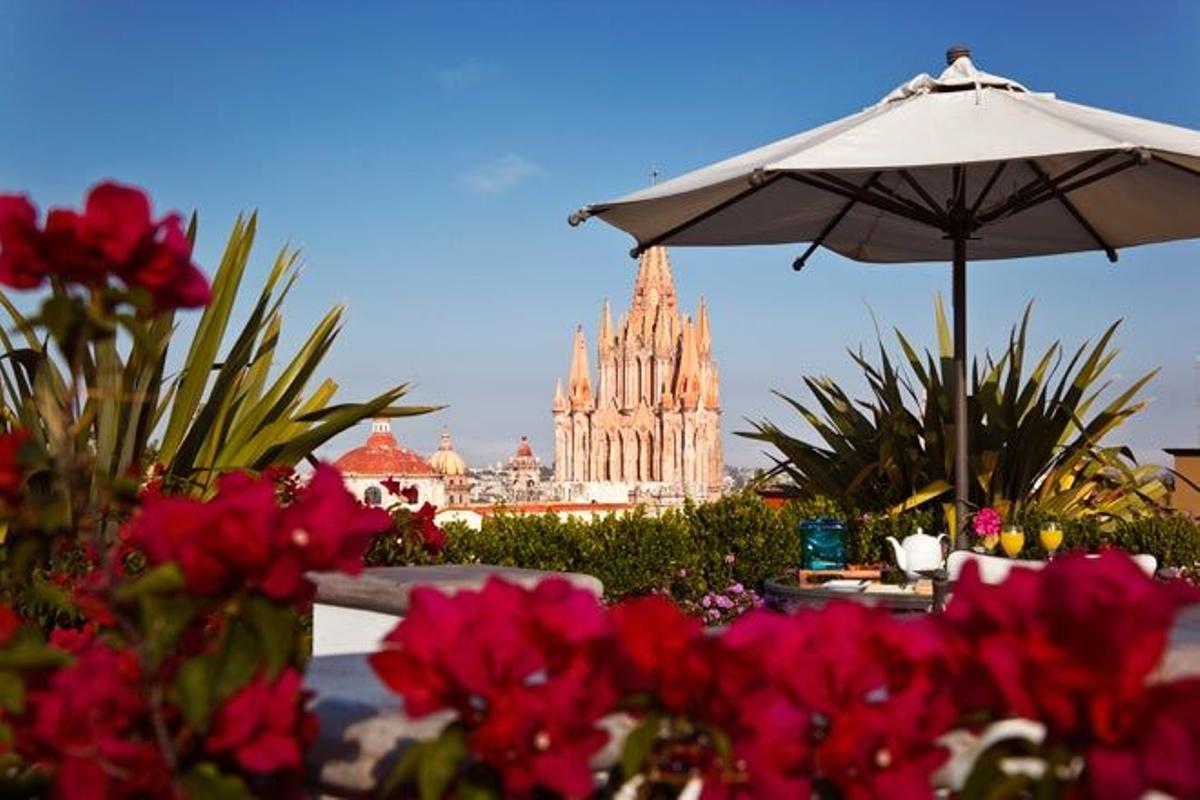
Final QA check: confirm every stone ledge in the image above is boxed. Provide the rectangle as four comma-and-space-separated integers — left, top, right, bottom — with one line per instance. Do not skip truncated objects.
310, 565, 604, 617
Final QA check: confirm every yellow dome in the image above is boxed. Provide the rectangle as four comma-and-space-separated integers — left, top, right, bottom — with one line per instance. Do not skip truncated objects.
429, 428, 468, 476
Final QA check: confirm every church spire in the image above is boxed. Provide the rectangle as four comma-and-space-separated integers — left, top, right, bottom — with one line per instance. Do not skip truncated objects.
675, 315, 702, 410
697, 297, 712, 357
552, 378, 567, 412
598, 299, 613, 355
704, 363, 721, 409
567, 326, 593, 410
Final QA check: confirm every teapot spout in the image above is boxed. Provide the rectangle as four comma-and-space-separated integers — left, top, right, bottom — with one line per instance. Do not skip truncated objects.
885, 536, 906, 571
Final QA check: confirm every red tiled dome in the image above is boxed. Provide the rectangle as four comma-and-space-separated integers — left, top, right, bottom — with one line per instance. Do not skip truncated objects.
334, 424, 436, 477
515, 436, 534, 459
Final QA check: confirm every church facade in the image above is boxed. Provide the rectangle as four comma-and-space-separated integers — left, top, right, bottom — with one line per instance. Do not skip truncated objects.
552, 247, 723, 503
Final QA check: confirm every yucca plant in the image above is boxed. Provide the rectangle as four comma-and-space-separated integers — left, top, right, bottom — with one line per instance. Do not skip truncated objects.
741, 297, 1168, 522
0, 212, 435, 501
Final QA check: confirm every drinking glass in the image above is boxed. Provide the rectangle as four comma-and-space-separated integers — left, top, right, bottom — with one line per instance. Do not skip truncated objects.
1039, 521, 1063, 557
981, 533, 999, 553
1000, 524, 1025, 558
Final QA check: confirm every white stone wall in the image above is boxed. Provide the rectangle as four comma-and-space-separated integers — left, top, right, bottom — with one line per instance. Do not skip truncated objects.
342, 475, 447, 509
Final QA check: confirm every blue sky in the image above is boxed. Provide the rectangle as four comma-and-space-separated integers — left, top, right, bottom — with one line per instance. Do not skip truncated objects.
2, 1, 1199, 468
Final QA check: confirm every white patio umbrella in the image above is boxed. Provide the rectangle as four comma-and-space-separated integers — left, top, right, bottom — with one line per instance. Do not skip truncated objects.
569, 46, 1200, 546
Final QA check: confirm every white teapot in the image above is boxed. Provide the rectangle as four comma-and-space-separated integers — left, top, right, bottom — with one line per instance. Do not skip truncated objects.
886, 527, 948, 580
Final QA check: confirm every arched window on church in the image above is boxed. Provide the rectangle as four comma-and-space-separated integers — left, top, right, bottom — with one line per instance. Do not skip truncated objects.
364, 485, 383, 507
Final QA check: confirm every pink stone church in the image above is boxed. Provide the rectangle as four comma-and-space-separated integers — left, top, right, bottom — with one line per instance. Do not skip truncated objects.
552, 247, 723, 503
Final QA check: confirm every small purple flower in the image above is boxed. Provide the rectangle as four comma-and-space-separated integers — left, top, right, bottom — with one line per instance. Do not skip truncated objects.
724, 554, 736, 565
701, 595, 713, 608
705, 608, 720, 621
715, 595, 734, 610
728, 582, 744, 595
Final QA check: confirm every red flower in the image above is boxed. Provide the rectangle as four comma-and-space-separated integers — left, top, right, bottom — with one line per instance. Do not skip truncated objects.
943, 551, 1197, 742
0, 428, 30, 505
261, 463, 392, 602
468, 673, 610, 798
381, 476, 419, 504
20, 641, 171, 798
0, 195, 48, 288
126, 464, 387, 603
0, 604, 21, 646
411, 501, 446, 553
610, 595, 713, 713
125, 471, 277, 596
703, 605, 953, 798
370, 578, 614, 796
206, 668, 316, 774
0, 182, 210, 310
1084, 678, 1200, 800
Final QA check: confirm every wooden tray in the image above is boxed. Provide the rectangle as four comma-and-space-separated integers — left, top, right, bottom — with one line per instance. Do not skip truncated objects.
796, 567, 882, 586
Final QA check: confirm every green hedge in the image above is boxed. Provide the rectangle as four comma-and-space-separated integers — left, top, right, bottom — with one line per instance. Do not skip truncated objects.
389, 493, 1200, 602
439, 495, 798, 602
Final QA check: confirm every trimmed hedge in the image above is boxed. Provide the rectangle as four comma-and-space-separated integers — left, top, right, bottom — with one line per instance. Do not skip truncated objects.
403, 493, 1200, 602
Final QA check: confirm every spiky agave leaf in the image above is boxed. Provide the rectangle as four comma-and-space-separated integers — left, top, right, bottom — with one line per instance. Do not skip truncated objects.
739, 297, 1166, 520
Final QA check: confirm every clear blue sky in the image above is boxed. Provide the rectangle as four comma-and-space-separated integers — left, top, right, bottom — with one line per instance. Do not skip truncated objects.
3, 1, 1199, 468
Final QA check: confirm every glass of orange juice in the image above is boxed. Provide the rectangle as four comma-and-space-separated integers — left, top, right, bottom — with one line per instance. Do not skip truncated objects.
1039, 520, 1063, 557
1000, 524, 1025, 558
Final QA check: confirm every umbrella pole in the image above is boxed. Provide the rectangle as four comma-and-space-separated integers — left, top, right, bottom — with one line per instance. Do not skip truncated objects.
952, 233, 969, 549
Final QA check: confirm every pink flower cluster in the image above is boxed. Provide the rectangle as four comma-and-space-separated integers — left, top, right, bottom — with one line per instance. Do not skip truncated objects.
370, 552, 1200, 799
972, 506, 1002, 537
689, 581, 763, 624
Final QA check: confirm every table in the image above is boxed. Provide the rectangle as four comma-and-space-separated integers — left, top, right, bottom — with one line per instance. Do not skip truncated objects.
763, 569, 937, 614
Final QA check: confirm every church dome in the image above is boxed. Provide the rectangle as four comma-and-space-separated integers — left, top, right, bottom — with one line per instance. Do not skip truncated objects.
429, 428, 468, 476
515, 436, 535, 459
333, 419, 436, 477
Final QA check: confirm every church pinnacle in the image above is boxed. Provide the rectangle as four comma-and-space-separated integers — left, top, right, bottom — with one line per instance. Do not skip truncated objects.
567, 326, 593, 410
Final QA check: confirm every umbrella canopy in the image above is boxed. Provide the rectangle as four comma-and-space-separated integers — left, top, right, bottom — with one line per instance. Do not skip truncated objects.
570, 47, 1200, 545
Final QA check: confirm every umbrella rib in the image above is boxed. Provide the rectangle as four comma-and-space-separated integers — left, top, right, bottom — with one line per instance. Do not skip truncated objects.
969, 162, 1008, 219
898, 170, 945, 218
789, 173, 946, 230
977, 152, 1119, 224
631, 171, 785, 254
1153, 154, 1200, 180
813, 170, 946, 226
793, 171, 883, 270
995, 156, 1142, 221
1024, 159, 1118, 262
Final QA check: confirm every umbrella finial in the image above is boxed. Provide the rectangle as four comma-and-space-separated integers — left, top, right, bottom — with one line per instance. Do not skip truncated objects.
946, 44, 971, 65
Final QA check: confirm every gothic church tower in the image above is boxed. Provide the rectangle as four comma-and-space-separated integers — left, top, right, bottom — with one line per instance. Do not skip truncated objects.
552, 247, 723, 501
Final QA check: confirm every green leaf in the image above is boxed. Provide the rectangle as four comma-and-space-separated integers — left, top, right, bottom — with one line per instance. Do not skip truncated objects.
0, 670, 25, 713
181, 762, 252, 800
115, 562, 185, 600
0, 628, 71, 671
380, 742, 423, 798
140, 594, 200, 670
419, 724, 468, 800
176, 656, 214, 731
243, 595, 298, 677
620, 711, 662, 779
214, 621, 261, 700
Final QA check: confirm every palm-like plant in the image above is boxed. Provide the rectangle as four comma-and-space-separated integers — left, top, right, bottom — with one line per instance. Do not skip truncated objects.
741, 297, 1167, 521
0, 213, 435, 499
